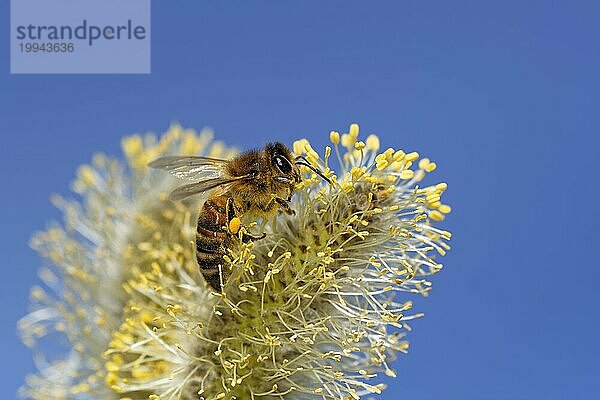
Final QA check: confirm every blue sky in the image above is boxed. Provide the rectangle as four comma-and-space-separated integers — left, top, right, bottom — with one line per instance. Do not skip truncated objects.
1, 1, 599, 399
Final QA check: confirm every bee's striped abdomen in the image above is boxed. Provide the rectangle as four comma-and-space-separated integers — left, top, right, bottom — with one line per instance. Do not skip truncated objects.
195, 196, 233, 290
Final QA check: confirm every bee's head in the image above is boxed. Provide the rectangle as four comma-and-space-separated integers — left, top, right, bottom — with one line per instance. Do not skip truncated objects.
266, 142, 301, 188
266, 142, 330, 192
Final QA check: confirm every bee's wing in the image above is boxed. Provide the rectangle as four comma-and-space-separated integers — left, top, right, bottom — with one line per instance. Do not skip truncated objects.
168, 175, 251, 202
148, 156, 230, 182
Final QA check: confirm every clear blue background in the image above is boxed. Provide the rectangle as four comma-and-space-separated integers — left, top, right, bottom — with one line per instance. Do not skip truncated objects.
1, 1, 598, 399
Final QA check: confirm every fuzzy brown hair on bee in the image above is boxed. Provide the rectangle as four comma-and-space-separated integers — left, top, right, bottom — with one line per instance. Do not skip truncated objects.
149, 142, 329, 291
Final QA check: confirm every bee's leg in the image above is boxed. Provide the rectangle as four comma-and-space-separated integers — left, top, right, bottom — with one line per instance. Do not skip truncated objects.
240, 231, 267, 243
225, 197, 242, 235
274, 196, 296, 216
226, 197, 266, 242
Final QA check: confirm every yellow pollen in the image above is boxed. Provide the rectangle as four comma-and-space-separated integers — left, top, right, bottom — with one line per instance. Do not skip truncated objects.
376, 160, 389, 171
293, 138, 309, 155
365, 134, 380, 151
429, 210, 444, 221
229, 217, 241, 234
405, 151, 419, 162
341, 133, 356, 149
349, 123, 360, 139
439, 204, 452, 214
330, 131, 340, 145
209, 141, 225, 158
180, 132, 202, 154
399, 170, 414, 180
393, 150, 405, 161
425, 162, 437, 172
121, 135, 143, 157
418, 158, 430, 169
78, 165, 96, 186
351, 167, 366, 179
304, 143, 320, 165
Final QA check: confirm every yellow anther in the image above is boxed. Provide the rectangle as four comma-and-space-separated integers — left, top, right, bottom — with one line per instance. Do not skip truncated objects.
425, 162, 437, 172
303, 142, 320, 161
110, 385, 125, 393
351, 167, 366, 179
393, 150, 405, 161
180, 132, 202, 154
78, 165, 96, 186
293, 138, 309, 155
105, 361, 120, 372
354, 141, 365, 151
418, 158, 430, 170
341, 133, 356, 149
341, 181, 354, 192
405, 151, 419, 162
384, 148, 395, 159
384, 174, 396, 183
375, 153, 387, 163
365, 134, 380, 151
429, 210, 444, 221
439, 204, 452, 214
388, 161, 402, 171
426, 193, 440, 202
376, 160, 389, 170
208, 141, 225, 158
399, 170, 414, 180
436, 182, 448, 191
429, 201, 442, 208
349, 123, 360, 139
122, 135, 143, 156
330, 131, 340, 145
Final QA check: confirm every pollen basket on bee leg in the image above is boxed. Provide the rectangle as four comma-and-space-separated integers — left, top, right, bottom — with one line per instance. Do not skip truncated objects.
228, 217, 242, 235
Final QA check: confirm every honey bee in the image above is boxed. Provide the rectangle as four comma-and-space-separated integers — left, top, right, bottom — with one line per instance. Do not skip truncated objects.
149, 142, 329, 290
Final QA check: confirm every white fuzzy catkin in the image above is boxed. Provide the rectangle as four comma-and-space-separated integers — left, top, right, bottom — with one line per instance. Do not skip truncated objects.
20, 123, 451, 400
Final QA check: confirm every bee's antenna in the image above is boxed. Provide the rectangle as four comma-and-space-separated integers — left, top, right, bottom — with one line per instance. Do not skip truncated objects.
295, 156, 331, 184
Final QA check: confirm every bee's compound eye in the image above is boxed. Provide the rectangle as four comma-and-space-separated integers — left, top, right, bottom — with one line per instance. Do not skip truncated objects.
274, 155, 293, 174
